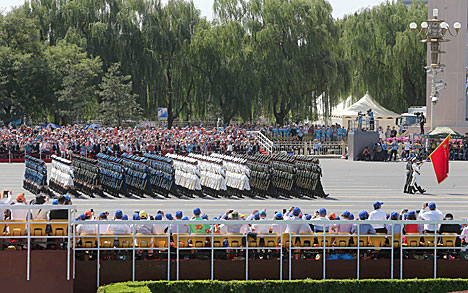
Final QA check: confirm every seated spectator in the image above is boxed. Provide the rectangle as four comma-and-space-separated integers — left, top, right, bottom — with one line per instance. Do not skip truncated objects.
252, 212, 270, 234
97, 212, 109, 234
332, 211, 353, 233
369, 202, 387, 233
351, 211, 375, 234
299, 214, 313, 233
190, 208, 211, 234
385, 212, 402, 234
174, 210, 190, 234
30, 194, 48, 220
361, 147, 371, 161
10, 193, 28, 220
404, 210, 419, 234
107, 210, 131, 234
152, 213, 168, 234
313, 208, 329, 233
439, 213, 461, 234
217, 210, 246, 234
49, 195, 69, 220
460, 219, 468, 245
271, 212, 286, 234
76, 210, 97, 235
419, 202, 443, 233
0, 190, 13, 220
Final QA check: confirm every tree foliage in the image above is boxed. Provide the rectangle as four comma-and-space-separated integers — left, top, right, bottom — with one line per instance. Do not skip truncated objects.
98, 63, 142, 126
0, 0, 427, 126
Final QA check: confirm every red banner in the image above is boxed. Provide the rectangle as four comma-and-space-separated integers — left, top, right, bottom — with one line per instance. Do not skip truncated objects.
429, 134, 450, 184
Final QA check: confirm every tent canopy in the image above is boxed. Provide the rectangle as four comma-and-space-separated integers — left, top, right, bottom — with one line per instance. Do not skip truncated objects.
428, 127, 463, 139
332, 93, 399, 119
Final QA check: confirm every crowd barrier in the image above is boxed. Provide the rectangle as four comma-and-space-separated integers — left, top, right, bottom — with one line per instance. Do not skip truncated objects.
1, 206, 468, 289
0, 151, 53, 163
272, 141, 345, 156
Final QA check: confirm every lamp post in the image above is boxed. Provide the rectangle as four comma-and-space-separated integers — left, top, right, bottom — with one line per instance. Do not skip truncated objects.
410, 8, 461, 131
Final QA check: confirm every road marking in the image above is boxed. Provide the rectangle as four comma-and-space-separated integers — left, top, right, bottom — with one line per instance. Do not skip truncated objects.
183, 203, 227, 206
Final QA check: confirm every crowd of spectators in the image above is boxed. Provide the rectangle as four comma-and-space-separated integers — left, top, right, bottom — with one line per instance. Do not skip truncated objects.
0, 125, 262, 158
2, 190, 467, 249
264, 124, 348, 142
359, 126, 468, 162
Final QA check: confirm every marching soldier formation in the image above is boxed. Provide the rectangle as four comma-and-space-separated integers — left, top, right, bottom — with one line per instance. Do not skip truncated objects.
246, 153, 274, 198
72, 154, 101, 197
188, 153, 227, 197
49, 155, 75, 196
166, 153, 203, 197
295, 155, 318, 198
310, 158, 328, 198
271, 154, 297, 198
25, 152, 329, 199
97, 153, 127, 196
23, 155, 49, 195
211, 153, 251, 197
121, 153, 152, 196
144, 153, 178, 198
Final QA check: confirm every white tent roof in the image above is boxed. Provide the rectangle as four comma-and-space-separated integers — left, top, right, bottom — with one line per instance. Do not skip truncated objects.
313, 95, 353, 124
332, 93, 400, 118
428, 127, 461, 136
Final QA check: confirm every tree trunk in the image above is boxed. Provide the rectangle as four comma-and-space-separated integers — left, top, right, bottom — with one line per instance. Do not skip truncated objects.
274, 111, 285, 126
166, 64, 174, 129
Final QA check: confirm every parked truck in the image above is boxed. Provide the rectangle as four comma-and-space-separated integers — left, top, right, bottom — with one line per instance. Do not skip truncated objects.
395, 106, 427, 133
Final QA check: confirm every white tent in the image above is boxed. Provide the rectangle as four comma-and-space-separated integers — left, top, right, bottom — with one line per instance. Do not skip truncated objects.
314, 95, 353, 125
331, 93, 400, 130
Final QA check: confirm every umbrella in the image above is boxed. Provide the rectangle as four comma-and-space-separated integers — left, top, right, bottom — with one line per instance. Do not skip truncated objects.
41, 123, 61, 129
83, 123, 102, 130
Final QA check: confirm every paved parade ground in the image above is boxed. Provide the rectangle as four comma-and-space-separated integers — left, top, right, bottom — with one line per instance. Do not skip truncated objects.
1, 159, 467, 218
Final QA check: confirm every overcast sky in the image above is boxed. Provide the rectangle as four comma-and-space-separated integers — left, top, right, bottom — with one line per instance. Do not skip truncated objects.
0, 0, 388, 19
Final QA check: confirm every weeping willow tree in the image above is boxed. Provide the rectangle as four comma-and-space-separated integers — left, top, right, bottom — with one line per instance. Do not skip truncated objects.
341, 0, 427, 113
1, 0, 427, 126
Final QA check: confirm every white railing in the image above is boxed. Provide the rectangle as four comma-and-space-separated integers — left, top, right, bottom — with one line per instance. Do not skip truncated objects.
248, 131, 273, 154
1, 206, 467, 287
0, 205, 74, 281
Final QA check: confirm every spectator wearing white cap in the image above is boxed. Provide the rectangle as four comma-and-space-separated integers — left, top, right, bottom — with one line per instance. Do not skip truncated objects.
369, 202, 387, 233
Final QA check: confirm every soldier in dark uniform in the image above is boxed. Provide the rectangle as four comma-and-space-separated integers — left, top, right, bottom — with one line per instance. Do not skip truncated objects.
313, 158, 328, 198
404, 157, 414, 194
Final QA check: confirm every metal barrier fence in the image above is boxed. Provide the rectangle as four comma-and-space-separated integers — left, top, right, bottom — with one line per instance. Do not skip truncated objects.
1, 206, 467, 287
272, 141, 346, 156
0, 150, 54, 163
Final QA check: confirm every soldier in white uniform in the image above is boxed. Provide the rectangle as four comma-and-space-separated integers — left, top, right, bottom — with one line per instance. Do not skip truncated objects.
410, 159, 426, 194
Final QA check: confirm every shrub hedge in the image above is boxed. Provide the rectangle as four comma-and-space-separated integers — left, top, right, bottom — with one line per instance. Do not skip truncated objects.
98, 279, 468, 293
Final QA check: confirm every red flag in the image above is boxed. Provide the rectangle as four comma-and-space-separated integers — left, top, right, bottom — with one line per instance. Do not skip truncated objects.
429, 134, 451, 184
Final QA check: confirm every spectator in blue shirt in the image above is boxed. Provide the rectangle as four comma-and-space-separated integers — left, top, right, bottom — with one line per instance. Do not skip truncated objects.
351, 211, 376, 235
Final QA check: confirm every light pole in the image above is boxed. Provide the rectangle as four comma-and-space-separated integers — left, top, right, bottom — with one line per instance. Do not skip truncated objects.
410, 8, 461, 131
